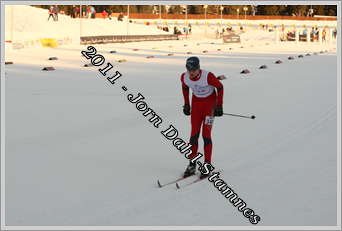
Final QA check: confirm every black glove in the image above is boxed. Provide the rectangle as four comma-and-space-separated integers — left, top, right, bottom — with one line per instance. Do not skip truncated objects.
214, 105, 223, 117
183, 104, 191, 116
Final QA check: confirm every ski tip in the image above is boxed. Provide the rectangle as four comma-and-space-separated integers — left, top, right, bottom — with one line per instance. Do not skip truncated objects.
176, 183, 180, 189
157, 180, 162, 188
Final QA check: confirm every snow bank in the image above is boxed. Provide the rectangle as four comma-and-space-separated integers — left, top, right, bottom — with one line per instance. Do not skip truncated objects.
4, 5, 171, 45
81, 18, 171, 37
5, 5, 79, 44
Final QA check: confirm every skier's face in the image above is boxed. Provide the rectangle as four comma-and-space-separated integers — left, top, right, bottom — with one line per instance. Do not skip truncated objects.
189, 69, 200, 79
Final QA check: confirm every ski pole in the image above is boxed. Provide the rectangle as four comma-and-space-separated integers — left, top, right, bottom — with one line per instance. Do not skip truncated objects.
223, 113, 256, 120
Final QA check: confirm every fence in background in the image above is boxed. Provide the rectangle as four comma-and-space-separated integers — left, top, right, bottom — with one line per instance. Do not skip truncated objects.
80, 34, 179, 44
95, 13, 336, 21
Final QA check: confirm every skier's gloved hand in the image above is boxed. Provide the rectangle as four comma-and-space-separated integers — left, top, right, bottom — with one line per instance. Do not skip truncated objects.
214, 105, 223, 117
183, 104, 191, 116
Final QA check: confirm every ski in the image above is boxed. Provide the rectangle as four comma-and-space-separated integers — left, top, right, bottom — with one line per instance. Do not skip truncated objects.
157, 174, 195, 188
175, 176, 206, 189
176, 170, 223, 189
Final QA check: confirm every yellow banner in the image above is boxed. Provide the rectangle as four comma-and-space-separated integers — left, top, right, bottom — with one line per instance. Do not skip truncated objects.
40, 38, 59, 48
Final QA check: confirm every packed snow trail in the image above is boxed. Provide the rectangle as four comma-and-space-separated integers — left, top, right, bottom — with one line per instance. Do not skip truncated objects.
5, 38, 337, 226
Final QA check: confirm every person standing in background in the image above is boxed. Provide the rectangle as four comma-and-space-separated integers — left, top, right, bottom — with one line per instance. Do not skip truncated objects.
53, 5, 59, 21
47, 6, 54, 21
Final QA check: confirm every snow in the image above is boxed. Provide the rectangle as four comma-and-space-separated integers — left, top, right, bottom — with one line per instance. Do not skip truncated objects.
4, 5, 79, 43
81, 19, 171, 37
5, 5, 337, 42
3, 4, 338, 228
4, 5, 171, 43
4, 38, 338, 226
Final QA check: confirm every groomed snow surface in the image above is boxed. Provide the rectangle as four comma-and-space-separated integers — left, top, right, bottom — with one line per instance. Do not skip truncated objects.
4, 38, 337, 226
3, 3, 338, 228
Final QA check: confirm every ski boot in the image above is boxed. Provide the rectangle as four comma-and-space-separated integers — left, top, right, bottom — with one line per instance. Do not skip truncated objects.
183, 161, 196, 177
199, 162, 212, 179
199, 172, 209, 179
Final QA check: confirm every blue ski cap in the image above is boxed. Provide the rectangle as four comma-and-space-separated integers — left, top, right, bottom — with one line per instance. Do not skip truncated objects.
186, 56, 200, 71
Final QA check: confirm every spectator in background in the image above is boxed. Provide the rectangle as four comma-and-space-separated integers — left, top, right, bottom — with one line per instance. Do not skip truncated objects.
73, 6, 79, 18
322, 28, 327, 42
251, 6, 256, 16
311, 27, 318, 41
107, 9, 112, 20
280, 25, 286, 41
314, 27, 319, 41
53, 5, 59, 21
48, 6, 54, 21
118, 12, 124, 21
174, 26, 181, 35
66, 6, 73, 18
71, 5, 75, 18
86, 6, 91, 18
76, 6, 81, 18
308, 8, 314, 17
310, 27, 315, 40
302, 27, 308, 36
91, 6, 96, 18
102, 9, 108, 19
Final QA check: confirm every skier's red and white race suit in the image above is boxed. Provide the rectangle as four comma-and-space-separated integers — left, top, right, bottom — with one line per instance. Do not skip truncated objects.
181, 69, 224, 163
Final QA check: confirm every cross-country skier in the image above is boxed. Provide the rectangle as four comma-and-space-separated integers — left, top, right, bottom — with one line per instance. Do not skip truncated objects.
181, 56, 224, 179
